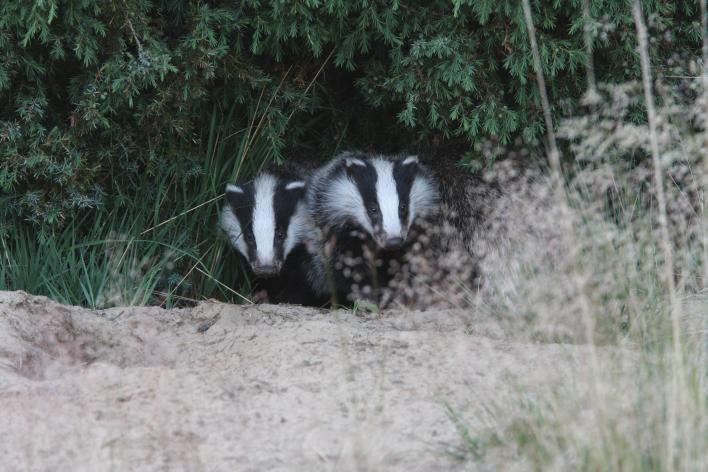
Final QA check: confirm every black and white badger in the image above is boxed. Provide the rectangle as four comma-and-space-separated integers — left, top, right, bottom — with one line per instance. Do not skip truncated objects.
220, 171, 328, 305
305, 152, 440, 304
219, 150, 557, 310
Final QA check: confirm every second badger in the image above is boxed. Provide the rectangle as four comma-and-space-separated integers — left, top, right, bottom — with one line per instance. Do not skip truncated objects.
220, 171, 327, 305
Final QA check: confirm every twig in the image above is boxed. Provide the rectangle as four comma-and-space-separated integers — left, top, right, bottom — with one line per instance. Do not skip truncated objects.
235, 66, 293, 179
154, 291, 202, 304
236, 48, 334, 178
140, 193, 224, 235
521, 0, 562, 184
194, 266, 254, 304
222, 87, 266, 145
286, 48, 336, 123
161, 260, 200, 307
122, 0, 144, 54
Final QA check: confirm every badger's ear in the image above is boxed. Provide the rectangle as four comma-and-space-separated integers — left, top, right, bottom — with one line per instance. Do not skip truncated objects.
225, 184, 245, 207
402, 155, 419, 166
344, 157, 367, 175
225, 183, 244, 194
285, 180, 305, 191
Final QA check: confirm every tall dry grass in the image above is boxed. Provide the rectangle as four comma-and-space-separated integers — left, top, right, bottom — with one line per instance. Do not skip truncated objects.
440, 1, 707, 469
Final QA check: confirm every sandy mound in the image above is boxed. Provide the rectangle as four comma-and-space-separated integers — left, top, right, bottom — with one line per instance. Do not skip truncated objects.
0, 290, 620, 471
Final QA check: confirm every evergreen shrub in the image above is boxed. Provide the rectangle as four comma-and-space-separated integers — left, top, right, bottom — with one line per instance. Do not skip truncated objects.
0, 0, 700, 225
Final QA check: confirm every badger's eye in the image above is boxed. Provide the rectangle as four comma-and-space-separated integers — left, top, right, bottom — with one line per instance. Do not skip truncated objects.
368, 206, 378, 214
276, 229, 286, 240
399, 203, 407, 212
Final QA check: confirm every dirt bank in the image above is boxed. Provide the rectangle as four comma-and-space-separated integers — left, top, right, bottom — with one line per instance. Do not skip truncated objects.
0, 290, 621, 471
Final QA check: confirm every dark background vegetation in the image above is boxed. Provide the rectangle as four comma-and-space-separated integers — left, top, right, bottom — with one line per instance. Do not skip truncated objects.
0, 0, 701, 306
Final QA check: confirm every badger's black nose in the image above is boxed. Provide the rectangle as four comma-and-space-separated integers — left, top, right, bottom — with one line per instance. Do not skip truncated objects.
384, 237, 404, 250
252, 262, 281, 276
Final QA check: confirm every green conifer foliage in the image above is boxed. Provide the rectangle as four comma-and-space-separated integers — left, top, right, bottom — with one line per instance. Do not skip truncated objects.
0, 0, 699, 224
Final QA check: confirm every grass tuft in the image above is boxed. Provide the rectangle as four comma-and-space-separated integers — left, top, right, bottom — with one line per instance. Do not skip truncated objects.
1, 98, 281, 308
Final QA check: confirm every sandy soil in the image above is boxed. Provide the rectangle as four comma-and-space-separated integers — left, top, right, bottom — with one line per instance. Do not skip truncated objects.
0, 290, 620, 471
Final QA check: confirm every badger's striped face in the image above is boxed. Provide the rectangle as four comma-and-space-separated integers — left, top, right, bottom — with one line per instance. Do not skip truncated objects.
221, 173, 307, 276
329, 155, 438, 250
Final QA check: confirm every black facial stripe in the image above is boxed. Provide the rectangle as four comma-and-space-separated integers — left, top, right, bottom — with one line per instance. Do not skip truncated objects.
226, 182, 257, 262
393, 159, 418, 224
347, 160, 380, 231
273, 179, 306, 260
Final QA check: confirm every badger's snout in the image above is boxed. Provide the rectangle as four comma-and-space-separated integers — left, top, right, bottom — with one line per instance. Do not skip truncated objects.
251, 259, 282, 276
374, 232, 406, 251
383, 236, 403, 250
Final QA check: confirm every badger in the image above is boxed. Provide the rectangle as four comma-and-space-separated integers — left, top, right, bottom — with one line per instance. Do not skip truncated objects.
305, 152, 440, 305
220, 171, 328, 306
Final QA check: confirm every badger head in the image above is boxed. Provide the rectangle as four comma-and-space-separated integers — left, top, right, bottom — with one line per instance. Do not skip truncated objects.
326, 154, 439, 250
220, 173, 307, 276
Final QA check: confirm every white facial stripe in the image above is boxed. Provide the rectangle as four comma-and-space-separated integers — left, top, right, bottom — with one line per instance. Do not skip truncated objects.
324, 175, 372, 233
220, 205, 248, 257
409, 175, 439, 227
285, 181, 305, 190
252, 174, 277, 266
372, 159, 402, 239
225, 184, 243, 194
284, 201, 306, 257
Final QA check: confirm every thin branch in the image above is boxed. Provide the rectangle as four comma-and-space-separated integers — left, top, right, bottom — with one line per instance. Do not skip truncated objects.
122, 0, 144, 54
286, 48, 336, 123
521, 0, 562, 184
140, 193, 224, 235
194, 266, 254, 304
161, 260, 200, 307
236, 66, 293, 180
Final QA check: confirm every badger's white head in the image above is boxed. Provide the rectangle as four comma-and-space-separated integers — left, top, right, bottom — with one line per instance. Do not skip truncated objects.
220, 173, 307, 276
318, 154, 439, 250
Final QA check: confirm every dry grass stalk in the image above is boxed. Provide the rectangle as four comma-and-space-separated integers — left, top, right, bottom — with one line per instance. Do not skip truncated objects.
632, 1, 686, 468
